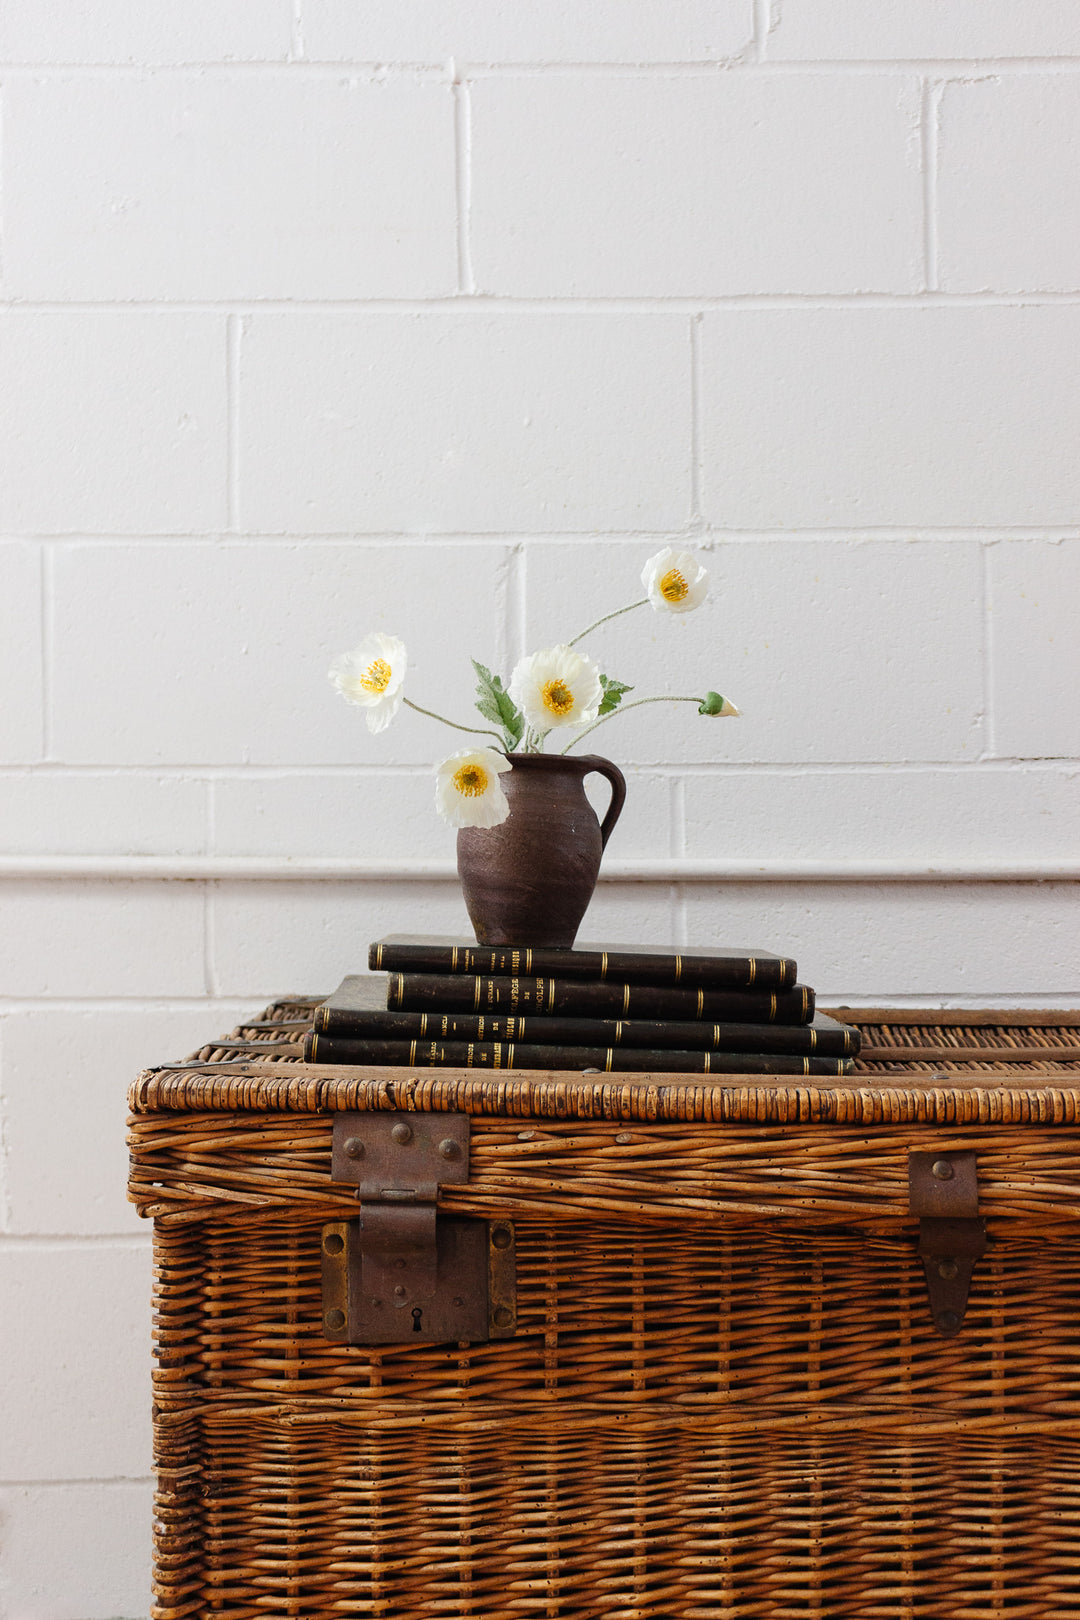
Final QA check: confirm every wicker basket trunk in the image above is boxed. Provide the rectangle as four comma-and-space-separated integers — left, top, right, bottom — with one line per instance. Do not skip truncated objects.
129, 1004, 1080, 1619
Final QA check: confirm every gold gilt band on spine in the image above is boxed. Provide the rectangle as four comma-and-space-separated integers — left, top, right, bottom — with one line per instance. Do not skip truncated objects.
310, 1032, 319, 1061
451, 946, 458, 971
390, 973, 402, 1007
802, 987, 809, 1020
409, 1039, 417, 1063
624, 984, 631, 1014
605, 1049, 613, 1071
770, 993, 777, 1021
601, 951, 608, 979
475, 978, 482, 1010
748, 957, 756, 987
810, 1028, 817, 1050
704, 1052, 711, 1073
675, 955, 682, 981
615, 1020, 624, 1044
697, 989, 704, 1016
375, 944, 384, 968
803, 1058, 810, 1075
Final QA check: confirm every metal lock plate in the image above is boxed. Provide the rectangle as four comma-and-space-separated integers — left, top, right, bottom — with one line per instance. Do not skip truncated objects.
909, 1150, 986, 1337
322, 1111, 516, 1345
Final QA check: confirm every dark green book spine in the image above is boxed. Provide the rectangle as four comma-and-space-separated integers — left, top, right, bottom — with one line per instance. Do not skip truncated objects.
368, 939, 796, 990
388, 973, 815, 1025
307, 1010, 856, 1057
304, 1034, 851, 1076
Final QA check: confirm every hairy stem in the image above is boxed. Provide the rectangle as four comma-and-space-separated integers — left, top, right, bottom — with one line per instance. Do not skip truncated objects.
560, 695, 708, 754
565, 598, 648, 648
403, 697, 506, 747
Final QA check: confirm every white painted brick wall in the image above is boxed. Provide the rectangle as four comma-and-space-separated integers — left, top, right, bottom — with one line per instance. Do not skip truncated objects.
2, 5, 1079, 1616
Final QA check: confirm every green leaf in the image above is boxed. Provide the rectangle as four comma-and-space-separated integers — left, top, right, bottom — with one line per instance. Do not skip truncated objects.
598, 673, 633, 717
472, 660, 525, 749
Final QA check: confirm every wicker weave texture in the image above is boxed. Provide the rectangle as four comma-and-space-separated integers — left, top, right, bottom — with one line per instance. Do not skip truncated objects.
133, 1006, 1080, 1618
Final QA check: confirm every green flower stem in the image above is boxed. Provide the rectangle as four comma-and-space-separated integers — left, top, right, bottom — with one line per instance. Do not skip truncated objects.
559, 695, 709, 754
565, 598, 648, 648
403, 698, 505, 748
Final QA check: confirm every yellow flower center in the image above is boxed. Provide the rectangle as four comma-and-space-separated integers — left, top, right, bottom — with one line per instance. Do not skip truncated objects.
542, 678, 574, 716
360, 658, 392, 693
659, 567, 689, 602
453, 764, 489, 798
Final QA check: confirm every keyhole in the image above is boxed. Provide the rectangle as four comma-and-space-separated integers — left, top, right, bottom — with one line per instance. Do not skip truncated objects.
411, 1307, 423, 1333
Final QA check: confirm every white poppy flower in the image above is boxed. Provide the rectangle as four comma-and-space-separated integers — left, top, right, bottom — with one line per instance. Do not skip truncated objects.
508, 645, 604, 733
328, 633, 407, 734
435, 748, 512, 828
641, 546, 708, 614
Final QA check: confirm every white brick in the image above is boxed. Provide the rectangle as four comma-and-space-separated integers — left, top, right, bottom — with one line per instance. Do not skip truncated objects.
0, 314, 226, 535
938, 77, 1080, 293
0, 2, 290, 63
989, 540, 1080, 758
0, 1481, 153, 1620
0, 881, 205, 997
683, 766, 1080, 860
0, 773, 206, 854
51, 541, 508, 765
699, 308, 1080, 528
0, 1244, 151, 1478
682, 882, 1080, 999
212, 766, 671, 859
303, 1, 754, 63
238, 315, 691, 533
0, 545, 42, 763
210, 880, 475, 996
523, 538, 983, 763
2, 1005, 255, 1235
471, 75, 922, 296
767, 2, 1080, 59
4, 78, 456, 301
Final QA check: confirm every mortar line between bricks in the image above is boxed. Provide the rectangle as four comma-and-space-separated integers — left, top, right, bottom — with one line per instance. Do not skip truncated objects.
290, 0, 304, 62
982, 540, 998, 762
921, 78, 943, 291
14, 293, 1080, 313
689, 314, 703, 524
453, 76, 475, 294
226, 313, 244, 531
20, 527, 1080, 543
5, 59, 1080, 77
2, 758, 1077, 780
39, 541, 52, 761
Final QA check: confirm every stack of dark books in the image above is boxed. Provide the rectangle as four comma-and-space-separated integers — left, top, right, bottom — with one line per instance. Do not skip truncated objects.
304, 935, 860, 1076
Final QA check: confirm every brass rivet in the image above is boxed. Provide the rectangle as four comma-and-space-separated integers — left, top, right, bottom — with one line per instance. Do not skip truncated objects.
323, 1231, 345, 1255
438, 1138, 461, 1160
493, 1307, 513, 1328
938, 1310, 960, 1332
390, 1122, 413, 1145
491, 1225, 513, 1250
325, 1309, 345, 1331
937, 1258, 958, 1280
343, 1137, 365, 1160
931, 1159, 955, 1180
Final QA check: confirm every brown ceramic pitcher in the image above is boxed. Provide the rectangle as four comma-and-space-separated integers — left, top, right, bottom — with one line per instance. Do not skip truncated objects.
456, 753, 626, 948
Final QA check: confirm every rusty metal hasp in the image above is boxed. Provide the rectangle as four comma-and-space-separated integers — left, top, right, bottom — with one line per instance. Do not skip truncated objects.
909, 1150, 986, 1338
321, 1111, 516, 1346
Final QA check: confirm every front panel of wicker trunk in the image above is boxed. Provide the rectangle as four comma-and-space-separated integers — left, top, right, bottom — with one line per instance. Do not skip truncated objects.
133, 1073, 1080, 1620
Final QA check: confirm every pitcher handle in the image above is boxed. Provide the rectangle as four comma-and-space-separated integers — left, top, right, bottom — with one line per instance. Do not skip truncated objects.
577, 756, 627, 852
